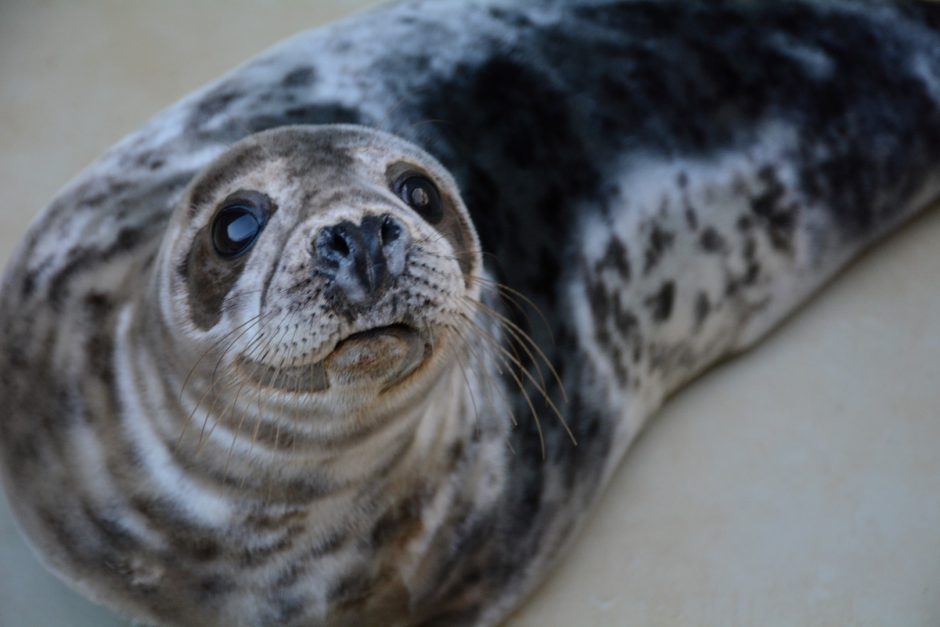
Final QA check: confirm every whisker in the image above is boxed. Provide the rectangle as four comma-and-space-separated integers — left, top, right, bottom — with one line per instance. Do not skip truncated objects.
463, 294, 567, 404
447, 306, 547, 456
194, 310, 285, 455
433, 320, 485, 435
455, 306, 577, 451
471, 275, 557, 346
177, 311, 266, 405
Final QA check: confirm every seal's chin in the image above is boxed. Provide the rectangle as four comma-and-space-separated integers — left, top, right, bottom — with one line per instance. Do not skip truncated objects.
324, 323, 429, 389
233, 323, 432, 394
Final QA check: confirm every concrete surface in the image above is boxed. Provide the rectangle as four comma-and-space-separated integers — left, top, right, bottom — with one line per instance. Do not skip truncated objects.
1, 2, 938, 626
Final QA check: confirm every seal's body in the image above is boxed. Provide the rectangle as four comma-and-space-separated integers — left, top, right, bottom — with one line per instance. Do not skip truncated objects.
2, 1, 940, 625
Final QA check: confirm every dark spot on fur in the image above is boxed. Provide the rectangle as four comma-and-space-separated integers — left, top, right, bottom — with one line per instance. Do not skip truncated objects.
743, 237, 758, 261
610, 344, 630, 384
86, 328, 114, 383
84, 291, 114, 318
744, 262, 761, 285
20, 272, 36, 298
190, 537, 223, 562
198, 574, 235, 600
643, 225, 675, 274
447, 441, 465, 471
239, 534, 295, 567
614, 306, 638, 338
584, 257, 644, 387
272, 564, 305, 590
751, 166, 797, 253
327, 567, 375, 606
694, 291, 711, 329
309, 530, 347, 557
281, 66, 317, 88
271, 530, 347, 589
585, 275, 610, 345
645, 281, 675, 322
133, 151, 165, 171
191, 85, 242, 131
76, 179, 133, 209
742, 238, 762, 285
83, 504, 136, 551
699, 227, 726, 253
369, 493, 424, 550
594, 238, 631, 281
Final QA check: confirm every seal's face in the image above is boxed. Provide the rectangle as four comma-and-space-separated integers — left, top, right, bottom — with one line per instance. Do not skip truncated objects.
159, 125, 481, 418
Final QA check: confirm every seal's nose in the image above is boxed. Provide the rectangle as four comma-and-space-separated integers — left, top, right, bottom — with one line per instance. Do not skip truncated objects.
313, 214, 410, 305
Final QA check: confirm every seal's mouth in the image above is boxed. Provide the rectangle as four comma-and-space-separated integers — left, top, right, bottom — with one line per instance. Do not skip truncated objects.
331, 323, 417, 354
325, 323, 429, 388
233, 323, 432, 393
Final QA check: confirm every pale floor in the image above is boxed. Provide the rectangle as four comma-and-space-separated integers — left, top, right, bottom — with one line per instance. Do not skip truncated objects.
1, 2, 939, 626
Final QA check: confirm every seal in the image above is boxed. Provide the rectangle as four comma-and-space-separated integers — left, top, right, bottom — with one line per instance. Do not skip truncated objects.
2, 1, 940, 625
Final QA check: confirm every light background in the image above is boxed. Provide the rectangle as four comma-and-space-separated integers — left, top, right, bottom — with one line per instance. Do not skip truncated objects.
1, 1, 939, 625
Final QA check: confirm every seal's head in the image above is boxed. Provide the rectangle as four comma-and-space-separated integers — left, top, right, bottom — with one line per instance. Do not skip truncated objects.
151, 125, 481, 444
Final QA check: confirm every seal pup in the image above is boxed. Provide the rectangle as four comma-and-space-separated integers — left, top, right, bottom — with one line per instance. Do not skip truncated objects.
1, 1, 940, 627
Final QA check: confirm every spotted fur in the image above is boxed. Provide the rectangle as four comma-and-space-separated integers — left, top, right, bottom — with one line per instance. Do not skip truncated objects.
3, 1, 940, 625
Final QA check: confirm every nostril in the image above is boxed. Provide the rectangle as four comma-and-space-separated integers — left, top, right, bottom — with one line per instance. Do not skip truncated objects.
376, 214, 410, 279
315, 224, 356, 263
330, 230, 351, 257
380, 214, 403, 246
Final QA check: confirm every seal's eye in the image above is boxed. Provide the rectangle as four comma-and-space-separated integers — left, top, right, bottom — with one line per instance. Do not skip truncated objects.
395, 174, 444, 224
212, 203, 265, 258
